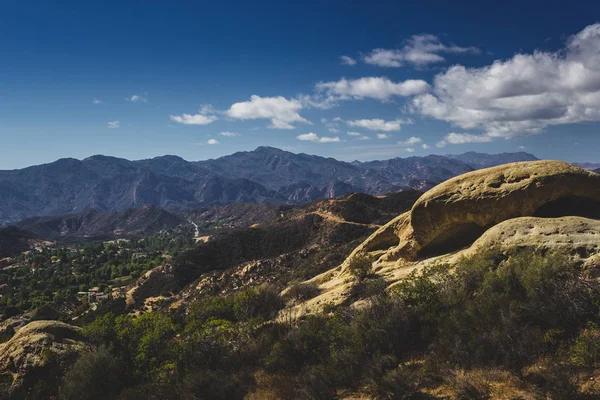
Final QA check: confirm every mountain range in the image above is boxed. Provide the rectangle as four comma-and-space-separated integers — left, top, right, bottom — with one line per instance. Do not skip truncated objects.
0, 147, 539, 225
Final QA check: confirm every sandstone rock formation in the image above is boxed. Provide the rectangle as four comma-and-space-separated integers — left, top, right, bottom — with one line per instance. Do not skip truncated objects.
0, 320, 90, 398
369, 161, 600, 264
285, 161, 600, 315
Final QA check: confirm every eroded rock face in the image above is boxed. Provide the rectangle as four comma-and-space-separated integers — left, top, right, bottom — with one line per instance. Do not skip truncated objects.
466, 216, 600, 257
287, 161, 600, 317
357, 161, 600, 266
0, 320, 90, 398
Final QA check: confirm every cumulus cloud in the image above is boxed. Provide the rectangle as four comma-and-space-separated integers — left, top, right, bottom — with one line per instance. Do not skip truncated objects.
219, 131, 239, 137
363, 34, 480, 67
126, 94, 148, 103
340, 55, 357, 65
376, 133, 391, 139
412, 24, 600, 143
93, 98, 102, 104
347, 118, 408, 131
436, 133, 493, 148
405, 148, 415, 152
316, 77, 429, 101
107, 121, 119, 129
207, 138, 219, 145
422, 143, 430, 149
226, 95, 309, 129
398, 136, 422, 146
170, 113, 218, 125
297, 132, 341, 143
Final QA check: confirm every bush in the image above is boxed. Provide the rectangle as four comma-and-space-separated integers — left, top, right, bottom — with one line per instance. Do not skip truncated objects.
570, 323, 600, 368
60, 347, 126, 400
186, 296, 236, 331
347, 254, 373, 281
447, 371, 491, 400
350, 277, 388, 300
233, 285, 284, 322
284, 282, 320, 302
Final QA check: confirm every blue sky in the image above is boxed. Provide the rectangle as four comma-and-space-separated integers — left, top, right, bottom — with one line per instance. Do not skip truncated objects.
1, 0, 600, 169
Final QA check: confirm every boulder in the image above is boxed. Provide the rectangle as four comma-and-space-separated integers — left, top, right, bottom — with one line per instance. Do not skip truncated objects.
355, 161, 600, 266
0, 320, 91, 398
285, 161, 600, 317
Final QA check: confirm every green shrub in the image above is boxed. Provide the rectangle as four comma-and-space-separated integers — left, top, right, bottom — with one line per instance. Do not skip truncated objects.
60, 347, 126, 400
186, 296, 236, 331
284, 282, 320, 302
347, 254, 373, 281
570, 323, 600, 368
447, 371, 491, 400
233, 285, 284, 322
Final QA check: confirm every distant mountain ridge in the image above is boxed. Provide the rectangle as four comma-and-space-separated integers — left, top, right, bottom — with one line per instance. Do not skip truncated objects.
15, 205, 185, 241
446, 151, 538, 168
0, 147, 539, 224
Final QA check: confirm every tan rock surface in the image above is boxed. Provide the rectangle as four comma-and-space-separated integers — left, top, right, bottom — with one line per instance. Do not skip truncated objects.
0, 320, 90, 396
284, 161, 600, 317
380, 160, 600, 263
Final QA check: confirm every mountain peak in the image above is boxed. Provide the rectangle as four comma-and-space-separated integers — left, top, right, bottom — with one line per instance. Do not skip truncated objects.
253, 146, 290, 154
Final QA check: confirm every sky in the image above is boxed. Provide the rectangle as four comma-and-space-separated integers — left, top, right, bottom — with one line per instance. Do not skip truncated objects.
1, 0, 600, 169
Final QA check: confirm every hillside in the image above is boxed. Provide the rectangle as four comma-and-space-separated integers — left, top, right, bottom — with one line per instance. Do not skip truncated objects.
0, 226, 38, 259
15, 205, 185, 241
0, 147, 537, 225
3, 162, 600, 399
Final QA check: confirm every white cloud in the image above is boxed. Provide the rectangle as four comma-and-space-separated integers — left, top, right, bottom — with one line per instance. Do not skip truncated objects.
322, 117, 341, 133
93, 98, 102, 104
219, 131, 239, 137
297, 132, 341, 143
226, 95, 309, 129
405, 148, 415, 152
316, 77, 429, 101
412, 24, 600, 143
347, 118, 408, 131
398, 136, 422, 146
422, 143, 430, 149
436, 133, 493, 148
347, 131, 369, 140
363, 34, 480, 67
170, 113, 218, 125
340, 55, 357, 65
207, 138, 219, 145
107, 121, 119, 129
199, 104, 216, 114
126, 94, 148, 103
517, 145, 526, 150
376, 133, 391, 139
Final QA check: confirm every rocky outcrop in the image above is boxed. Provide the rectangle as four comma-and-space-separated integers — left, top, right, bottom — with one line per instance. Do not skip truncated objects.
286, 161, 600, 316
352, 161, 600, 266
126, 264, 177, 308
0, 320, 91, 398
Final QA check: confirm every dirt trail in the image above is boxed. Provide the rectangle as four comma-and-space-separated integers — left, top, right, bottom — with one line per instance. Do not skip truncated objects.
308, 211, 381, 229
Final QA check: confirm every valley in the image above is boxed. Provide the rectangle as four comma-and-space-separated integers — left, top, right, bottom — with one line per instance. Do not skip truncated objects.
1, 154, 600, 399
